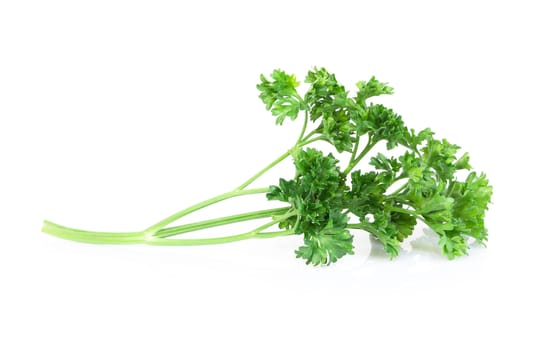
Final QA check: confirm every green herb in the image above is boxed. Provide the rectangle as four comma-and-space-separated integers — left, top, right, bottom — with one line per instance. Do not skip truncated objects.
42, 68, 492, 265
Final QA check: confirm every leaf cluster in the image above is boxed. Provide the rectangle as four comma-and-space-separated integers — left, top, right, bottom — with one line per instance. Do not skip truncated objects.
259, 68, 492, 265
267, 148, 352, 265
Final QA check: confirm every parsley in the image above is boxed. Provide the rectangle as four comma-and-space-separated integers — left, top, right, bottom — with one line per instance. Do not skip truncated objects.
42, 68, 492, 266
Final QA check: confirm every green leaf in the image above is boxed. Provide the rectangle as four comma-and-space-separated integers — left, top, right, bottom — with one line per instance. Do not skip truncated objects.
439, 234, 468, 259
296, 211, 353, 266
455, 153, 472, 170
419, 195, 455, 223
267, 178, 296, 202
264, 68, 492, 263
304, 67, 356, 152
408, 128, 434, 148
369, 212, 401, 258
355, 76, 394, 106
304, 67, 348, 121
257, 69, 303, 125
422, 138, 461, 180
348, 171, 386, 218
357, 104, 409, 149
398, 151, 426, 183
369, 153, 401, 173
446, 172, 493, 244
390, 211, 417, 242
268, 148, 348, 235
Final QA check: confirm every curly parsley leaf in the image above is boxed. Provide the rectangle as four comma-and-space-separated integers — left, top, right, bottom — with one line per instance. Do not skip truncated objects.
268, 148, 347, 235
257, 69, 304, 125
295, 211, 353, 266
356, 76, 394, 107
304, 67, 356, 152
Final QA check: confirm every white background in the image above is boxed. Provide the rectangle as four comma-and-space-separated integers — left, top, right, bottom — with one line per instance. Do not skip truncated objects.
1, 1, 540, 349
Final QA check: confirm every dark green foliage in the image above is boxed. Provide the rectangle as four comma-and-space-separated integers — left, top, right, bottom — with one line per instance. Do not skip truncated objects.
358, 104, 409, 149
267, 148, 348, 235
295, 210, 353, 266
257, 69, 304, 125
267, 149, 354, 265
304, 68, 356, 152
355, 76, 394, 106
261, 68, 492, 265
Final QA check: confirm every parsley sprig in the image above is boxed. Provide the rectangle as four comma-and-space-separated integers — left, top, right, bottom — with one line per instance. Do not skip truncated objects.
43, 68, 492, 265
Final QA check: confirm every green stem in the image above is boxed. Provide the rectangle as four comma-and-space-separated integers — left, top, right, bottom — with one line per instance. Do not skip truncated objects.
43, 208, 296, 245
148, 231, 257, 246
349, 133, 360, 166
236, 122, 321, 191
148, 216, 292, 246
42, 220, 145, 244
387, 206, 418, 215
254, 230, 295, 239
298, 135, 327, 148
389, 182, 408, 197
235, 151, 291, 190
347, 222, 377, 234
235, 130, 324, 192
343, 138, 376, 175
154, 206, 290, 238
301, 129, 317, 143
237, 118, 309, 191
143, 187, 269, 236
295, 111, 309, 146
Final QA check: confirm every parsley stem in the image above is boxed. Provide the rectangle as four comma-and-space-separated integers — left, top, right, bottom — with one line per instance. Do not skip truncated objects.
143, 187, 270, 237
387, 206, 418, 215
147, 124, 327, 239
148, 231, 258, 246
148, 217, 292, 246
295, 111, 309, 146
154, 206, 290, 238
236, 151, 291, 190
389, 182, 408, 197
42, 207, 294, 244
346, 222, 376, 233
236, 119, 322, 192
235, 126, 324, 192
343, 138, 376, 175
254, 230, 295, 238
349, 133, 361, 166
42, 220, 144, 244
298, 135, 327, 147
301, 129, 317, 142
